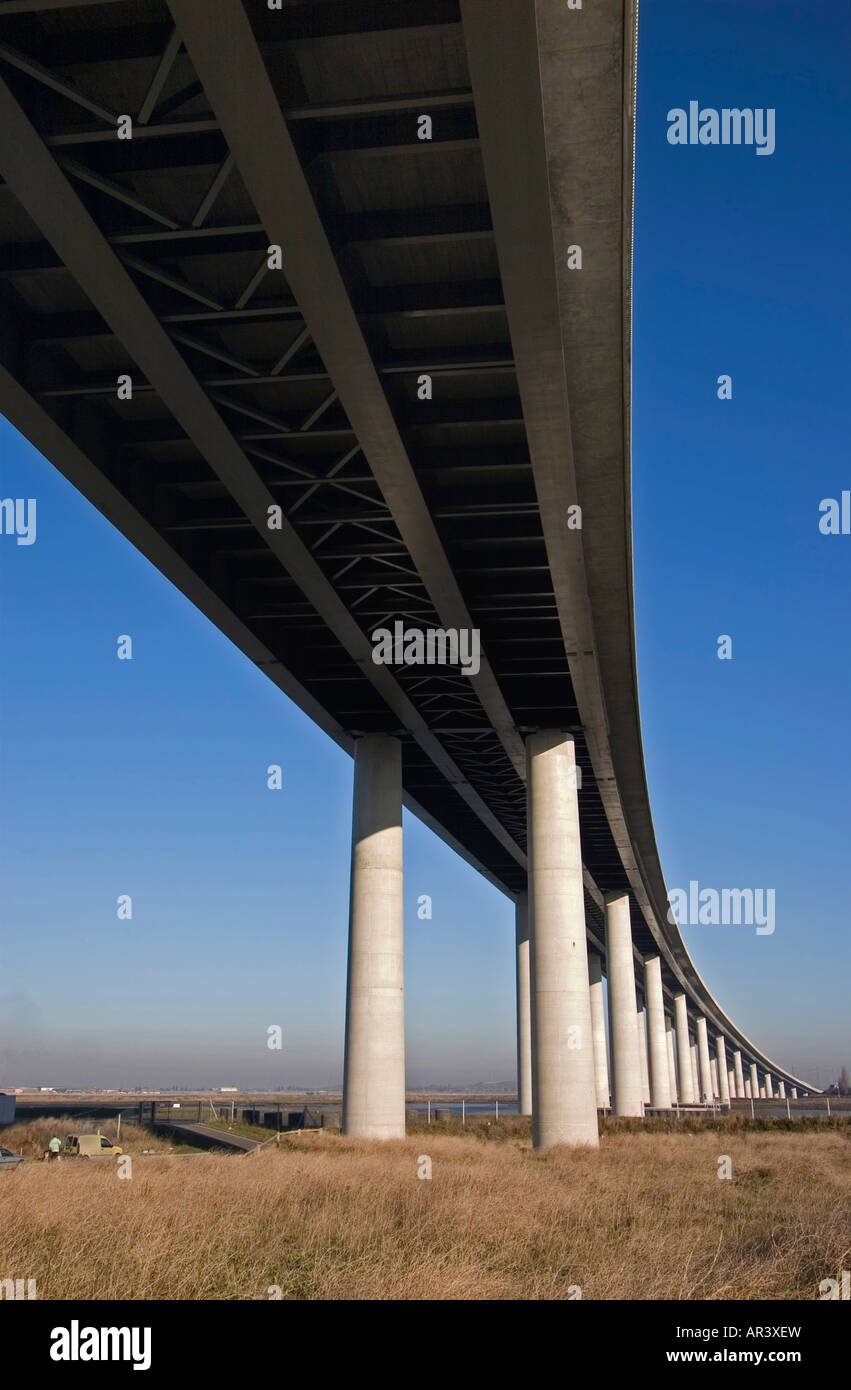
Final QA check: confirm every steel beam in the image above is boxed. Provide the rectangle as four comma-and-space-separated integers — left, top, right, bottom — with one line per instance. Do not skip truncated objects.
252, 1, 462, 40
47, 119, 218, 147
0, 41, 116, 122
58, 156, 180, 229
138, 28, 183, 125
192, 154, 235, 227
0, 0, 124, 11
168, 0, 525, 779
287, 90, 472, 121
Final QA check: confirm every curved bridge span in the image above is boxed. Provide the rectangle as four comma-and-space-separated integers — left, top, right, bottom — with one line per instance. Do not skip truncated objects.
0, 0, 816, 1142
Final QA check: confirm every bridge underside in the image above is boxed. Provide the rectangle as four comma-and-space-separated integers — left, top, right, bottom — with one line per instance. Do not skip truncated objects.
0, 0, 622, 892
0, 0, 814, 1103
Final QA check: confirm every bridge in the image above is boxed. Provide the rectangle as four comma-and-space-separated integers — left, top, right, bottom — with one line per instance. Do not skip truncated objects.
0, 0, 817, 1146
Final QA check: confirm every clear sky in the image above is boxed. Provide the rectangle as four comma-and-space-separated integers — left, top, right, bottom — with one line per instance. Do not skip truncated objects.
1, 0, 848, 1091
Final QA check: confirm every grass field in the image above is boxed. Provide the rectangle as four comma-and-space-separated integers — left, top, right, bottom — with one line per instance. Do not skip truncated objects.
1, 1120, 849, 1300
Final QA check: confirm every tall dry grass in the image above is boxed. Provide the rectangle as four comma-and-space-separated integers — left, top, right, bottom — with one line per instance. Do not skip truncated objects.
1, 1126, 849, 1300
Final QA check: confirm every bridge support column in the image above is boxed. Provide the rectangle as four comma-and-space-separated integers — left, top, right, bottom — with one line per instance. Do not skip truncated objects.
637, 1006, 651, 1105
717, 1036, 730, 1104
728, 1067, 737, 1099
342, 735, 405, 1140
765, 1074, 774, 1100
690, 1041, 700, 1100
674, 994, 695, 1103
644, 956, 671, 1109
515, 892, 532, 1116
778, 1080, 786, 1099
605, 892, 643, 1116
733, 1049, 745, 1099
744, 1078, 751, 1099
696, 1017, 713, 1102
750, 1062, 759, 1100
527, 731, 598, 1148
665, 1015, 678, 1102
588, 951, 610, 1110
791, 1087, 797, 1099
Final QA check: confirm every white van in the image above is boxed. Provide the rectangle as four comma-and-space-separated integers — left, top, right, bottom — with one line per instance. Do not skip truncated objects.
62, 1134, 122, 1158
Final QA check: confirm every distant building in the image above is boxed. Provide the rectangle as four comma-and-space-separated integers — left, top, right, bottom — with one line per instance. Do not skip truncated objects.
219, 1087, 238, 1093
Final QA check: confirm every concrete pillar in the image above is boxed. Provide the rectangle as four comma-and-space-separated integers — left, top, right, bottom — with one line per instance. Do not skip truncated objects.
665, 1015, 678, 1102
696, 1017, 713, 1102
765, 1074, 774, 1099
637, 1005, 651, 1105
733, 1049, 745, 1099
690, 1041, 700, 1100
604, 892, 643, 1116
717, 1036, 730, 1103
515, 893, 532, 1116
527, 731, 598, 1149
674, 994, 695, 1103
778, 1080, 786, 1099
727, 1067, 736, 1099
759, 1083, 766, 1098
644, 956, 671, 1109
342, 734, 405, 1140
588, 951, 610, 1110
710, 1057, 720, 1097
744, 1077, 751, 1098
791, 1087, 797, 1099
750, 1062, 759, 1099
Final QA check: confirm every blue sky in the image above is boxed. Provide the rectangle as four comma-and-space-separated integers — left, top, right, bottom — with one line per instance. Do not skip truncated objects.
1, 0, 848, 1090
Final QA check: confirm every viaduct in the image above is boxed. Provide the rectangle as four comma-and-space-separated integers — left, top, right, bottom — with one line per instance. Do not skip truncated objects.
0, 0, 817, 1146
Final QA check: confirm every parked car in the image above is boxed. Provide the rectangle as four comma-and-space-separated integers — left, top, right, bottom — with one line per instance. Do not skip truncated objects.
0, 1146, 25, 1170
62, 1134, 123, 1158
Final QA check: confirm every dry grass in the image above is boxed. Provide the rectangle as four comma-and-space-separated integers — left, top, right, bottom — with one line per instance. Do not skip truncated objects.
1, 1126, 848, 1301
